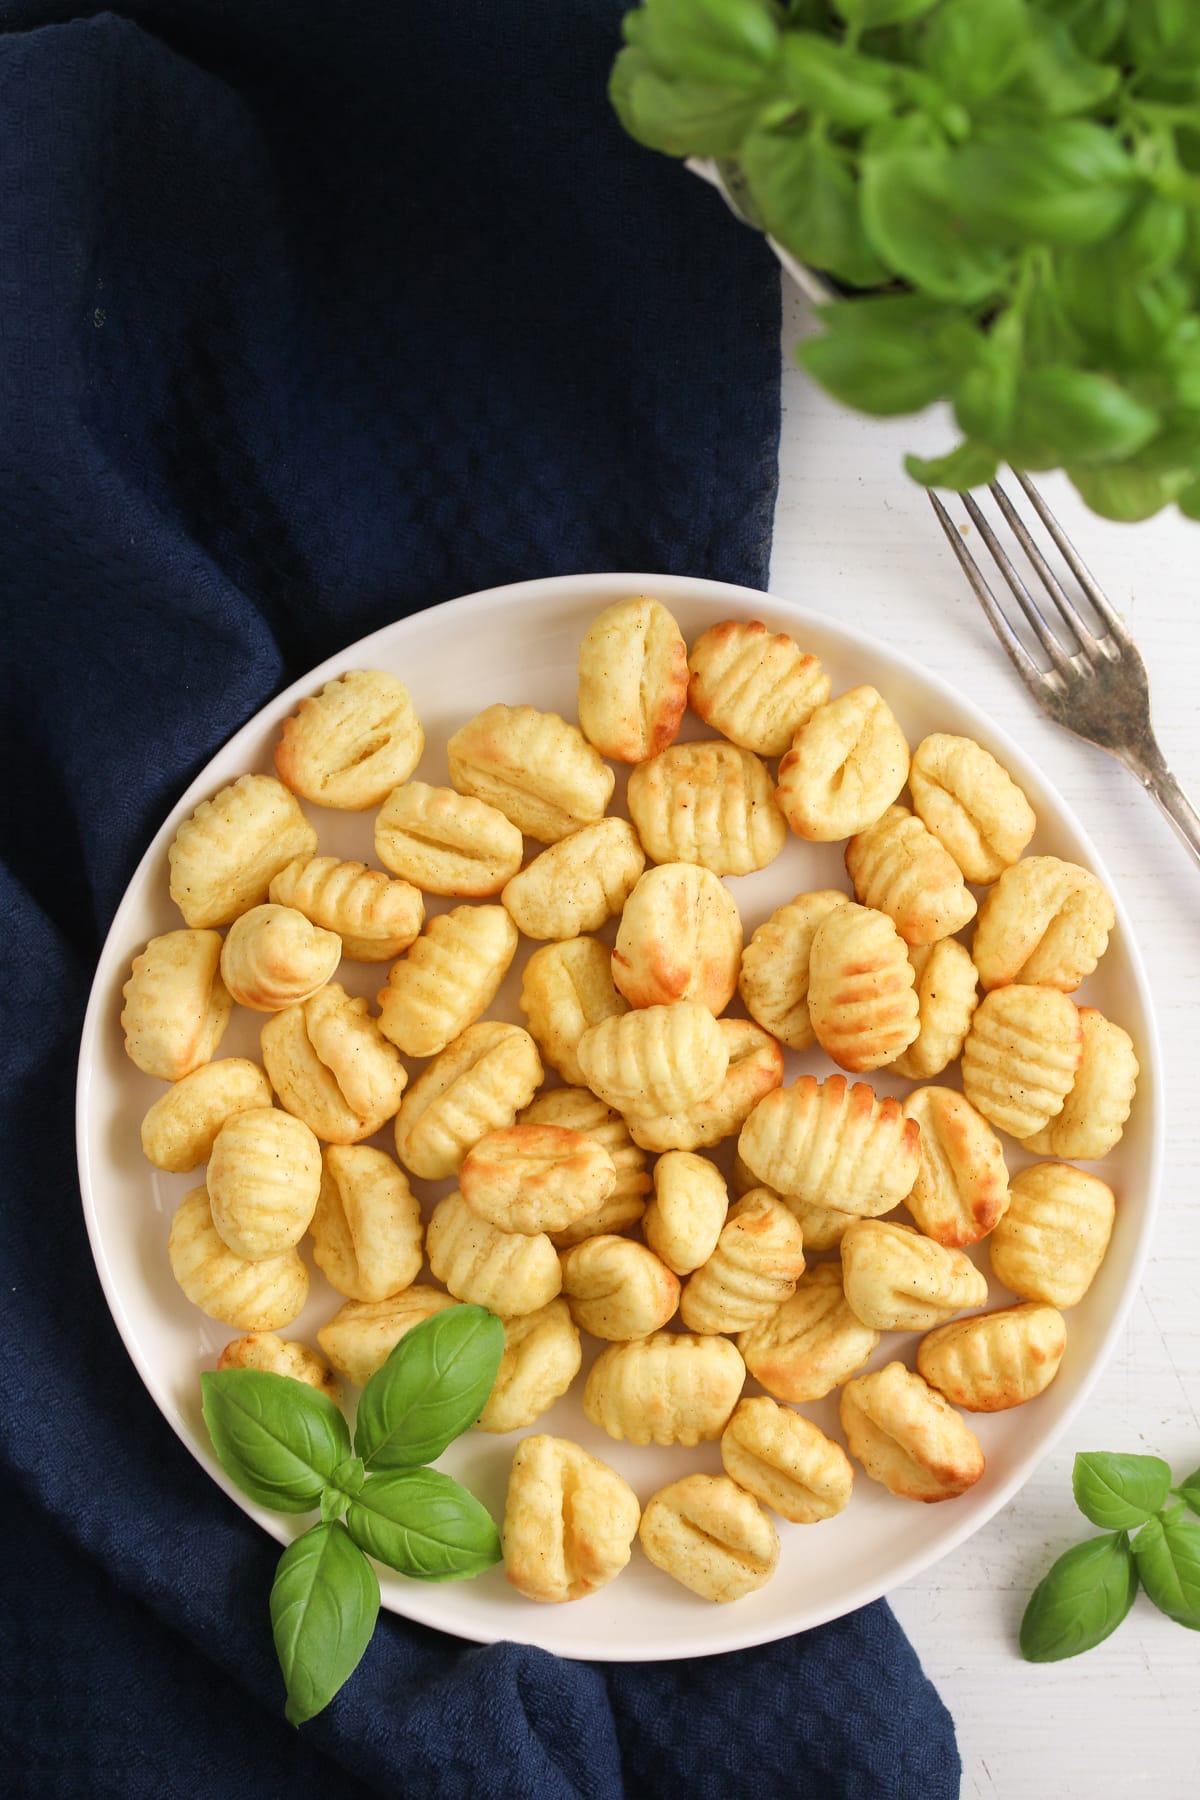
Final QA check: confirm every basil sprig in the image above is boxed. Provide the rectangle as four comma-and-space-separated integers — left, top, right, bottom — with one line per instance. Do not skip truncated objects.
201, 1304, 505, 1724
1021, 1450, 1200, 1662
611, 0, 1200, 521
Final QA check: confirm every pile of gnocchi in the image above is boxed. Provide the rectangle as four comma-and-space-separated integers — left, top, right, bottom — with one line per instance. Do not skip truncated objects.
119, 595, 1139, 1610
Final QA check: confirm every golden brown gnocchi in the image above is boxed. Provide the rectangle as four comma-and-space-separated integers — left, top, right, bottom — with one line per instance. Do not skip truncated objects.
639, 1473, 779, 1602
1023, 1008, 1138, 1160
626, 740, 787, 875
576, 595, 689, 763
642, 1150, 729, 1276
720, 1396, 854, 1524
168, 774, 318, 929
738, 1075, 921, 1216
840, 1219, 989, 1332
961, 985, 1083, 1141
840, 1361, 986, 1502
917, 1302, 1067, 1411
501, 818, 645, 941
518, 936, 631, 1087
459, 1123, 616, 1237
845, 804, 977, 945
475, 1301, 583, 1434
219, 903, 341, 1012
972, 855, 1115, 992
518, 1087, 652, 1246
679, 1190, 807, 1336
807, 900, 920, 1073
426, 1191, 562, 1315
503, 1435, 640, 1603
168, 1187, 308, 1331
989, 1162, 1116, 1308
737, 889, 847, 1050
140, 1057, 272, 1172
559, 1236, 680, 1340
624, 1018, 783, 1154
890, 939, 979, 1082
316, 1288, 459, 1387
583, 1332, 745, 1447
261, 983, 408, 1144
776, 686, 909, 842
901, 1086, 1010, 1249
687, 618, 830, 756
375, 904, 518, 1059
393, 1021, 543, 1181
448, 703, 614, 843
216, 1332, 341, 1404
577, 1001, 729, 1118
612, 862, 742, 1013
908, 733, 1036, 884
274, 669, 423, 810
207, 1105, 323, 1262
269, 854, 424, 961
737, 1262, 880, 1403
121, 929, 232, 1081
309, 1144, 424, 1302
374, 781, 524, 896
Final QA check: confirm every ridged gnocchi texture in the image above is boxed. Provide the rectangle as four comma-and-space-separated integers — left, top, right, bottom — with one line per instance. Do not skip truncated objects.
426, 1191, 561, 1315
141, 1057, 274, 1173
501, 818, 645, 941
917, 1303, 1067, 1412
168, 1187, 308, 1330
219, 904, 341, 1012
448, 703, 614, 843
518, 936, 630, 1087
612, 862, 742, 1014
909, 733, 1036, 884
738, 1075, 921, 1216
459, 1123, 616, 1236
216, 1332, 341, 1404
639, 1473, 779, 1602
890, 939, 980, 1081
376, 904, 518, 1058
274, 669, 423, 809
503, 1435, 640, 1603
679, 1190, 807, 1335
577, 1001, 728, 1118
961, 986, 1083, 1141
737, 1262, 880, 1403
989, 1162, 1116, 1308
261, 983, 408, 1143
475, 1301, 582, 1434
720, 1397, 854, 1524
643, 1151, 729, 1276
269, 855, 424, 960
374, 781, 524, 896
840, 1362, 986, 1502
808, 901, 920, 1074
737, 889, 847, 1050
121, 929, 232, 1081
394, 1021, 543, 1181
845, 804, 977, 945
626, 740, 786, 876
687, 618, 830, 756
310, 1144, 424, 1302
840, 1219, 989, 1332
583, 1332, 745, 1447
518, 1087, 652, 1246
776, 686, 909, 842
902, 1087, 1010, 1249
316, 1288, 459, 1387
625, 1018, 783, 1154
207, 1106, 323, 1261
576, 595, 689, 763
168, 774, 318, 929
1024, 1008, 1138, 1160
560, 1235, 681, 1340
972, 856, 1115, 992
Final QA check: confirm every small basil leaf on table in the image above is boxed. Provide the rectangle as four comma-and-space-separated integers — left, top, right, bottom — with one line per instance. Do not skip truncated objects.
201, 1370, 352, 1513
1072, 1451, 1174, 1530
346, 1469, 503, 1581
904, 442, 999, 490
270, 1523, 380, 1727
740, 128, 888, 287
1132, 1516, 1200, 1630
1020, 1532, 1138, 1662
860, 149, 1012, 303
354, 1304, 504, 1471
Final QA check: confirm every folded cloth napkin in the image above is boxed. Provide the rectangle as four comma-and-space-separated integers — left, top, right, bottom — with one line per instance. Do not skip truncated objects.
0, 4, 961, 1795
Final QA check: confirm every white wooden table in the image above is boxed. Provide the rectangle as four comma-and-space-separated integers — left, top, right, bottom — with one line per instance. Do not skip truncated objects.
769, 284, 1200, 1800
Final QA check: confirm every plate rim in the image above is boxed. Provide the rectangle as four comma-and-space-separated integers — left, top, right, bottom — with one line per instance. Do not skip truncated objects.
76, 569, 1165, 1661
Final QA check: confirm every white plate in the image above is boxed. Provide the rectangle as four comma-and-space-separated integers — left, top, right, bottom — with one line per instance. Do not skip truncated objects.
77, 572, 1163, 1662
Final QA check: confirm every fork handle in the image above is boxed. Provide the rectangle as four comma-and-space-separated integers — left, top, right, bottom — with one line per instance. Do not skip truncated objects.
1124, 745, 1200, 871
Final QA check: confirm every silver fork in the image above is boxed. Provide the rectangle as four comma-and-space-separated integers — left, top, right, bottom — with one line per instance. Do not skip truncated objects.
929, 472, 1200, 871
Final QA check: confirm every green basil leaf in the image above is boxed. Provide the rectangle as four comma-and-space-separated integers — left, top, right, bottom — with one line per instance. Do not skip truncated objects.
346, 1469, 502, 1582
1009, 13, 1120, 115
201, 1370, 351, 1514
1126, 0, 1200, 71
948, 124, 1136, 248
1072, 1452, 1174, 1530
741, 129, 889, 285
1006, 367, 1159, 468
633, 0, 783, 86
354, 1304, 504, 1471
1038, 0, 1126, 60
321, 1456, 367, 1521
1179, 482, 1200, 520
270, 1523, 379, 1727
861, 112, 947, 155
1020, 1533, 1138, 1661
835, 0, 940, 25
799, 297, 966, 415
905, 442, 1000, 489
609, 50, 775, 157
1177, 1466, 1200, 1513
1132, 1516, 1200, 1629
921, 0, 1033, 106
953, 313, 1021, 441
1066, 462, 1191, 519
861, 149, 1012, 302
780, 33, 897, 127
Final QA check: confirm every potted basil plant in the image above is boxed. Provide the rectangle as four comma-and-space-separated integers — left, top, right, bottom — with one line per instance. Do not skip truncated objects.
610, 0, 1200, 521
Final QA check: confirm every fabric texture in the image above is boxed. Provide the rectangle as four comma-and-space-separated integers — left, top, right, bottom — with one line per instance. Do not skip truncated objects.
0, 4, 960, 1796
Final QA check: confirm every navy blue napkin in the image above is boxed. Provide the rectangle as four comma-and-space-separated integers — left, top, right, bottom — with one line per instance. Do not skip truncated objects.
0, 4, 960, 1795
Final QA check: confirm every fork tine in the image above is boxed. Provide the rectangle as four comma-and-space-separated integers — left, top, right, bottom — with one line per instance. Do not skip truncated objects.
989, 481, 1100, 655
1012, 470, 1129, 641
959, 490, 1074, 673
927, 491, 1046, 690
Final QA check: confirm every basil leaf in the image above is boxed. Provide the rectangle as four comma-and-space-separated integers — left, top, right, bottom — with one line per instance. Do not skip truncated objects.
905, 442, 999, 489
270, 1523, 379, 1727
1038, 0, 1126, 60
1066, 462, 1191, 520
1006, 367, 1159, 469
1072, 1452, 1174, 1530
1177, 1466, 1200, 1513
835, 0, 940, 25
1059, 202, 1189, 363
1010, 13, 1119, 115
741, 129, 888, 285
201, 1370, 351, 1514
346, 1469, 502, 1582
1126, 0, 1200, 71
609, 50, 775, 157
953, 314, 1021, 441
354, 1304, 504, 1471
921, 0, 1033, 106
1179, 482, 1200, 521
633, 0, 782, 86
1020, 1533, 1138, 1661
948, 124, 1135, 248
799, 300, 965, 415
780, 33, 897, 127
861, 150, 1011, 302
1132, 1516, 1200, 1630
